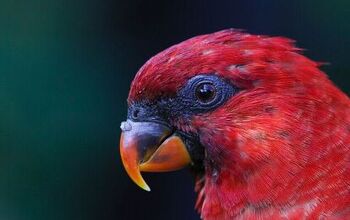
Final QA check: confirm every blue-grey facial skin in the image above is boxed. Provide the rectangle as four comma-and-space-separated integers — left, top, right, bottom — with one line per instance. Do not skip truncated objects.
128, 74, 238, 124
174, 74, 238, 114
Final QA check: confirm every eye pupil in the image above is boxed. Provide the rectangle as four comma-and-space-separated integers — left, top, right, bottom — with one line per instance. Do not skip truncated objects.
195, 83, 216, 103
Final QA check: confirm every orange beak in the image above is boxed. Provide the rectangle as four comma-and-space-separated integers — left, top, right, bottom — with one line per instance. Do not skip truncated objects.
119, 120, 191, 191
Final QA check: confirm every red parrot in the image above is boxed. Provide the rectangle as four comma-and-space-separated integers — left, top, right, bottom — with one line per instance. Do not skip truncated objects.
119, 29, 350, 219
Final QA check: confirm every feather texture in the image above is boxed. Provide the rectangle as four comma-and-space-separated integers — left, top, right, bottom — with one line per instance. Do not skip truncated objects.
129, 30, 350, 219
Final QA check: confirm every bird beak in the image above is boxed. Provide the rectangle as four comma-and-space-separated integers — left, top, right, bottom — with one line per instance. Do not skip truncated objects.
119, 120, 191, 191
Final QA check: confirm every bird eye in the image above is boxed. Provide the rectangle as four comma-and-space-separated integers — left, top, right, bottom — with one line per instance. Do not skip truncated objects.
178, 74, 237, 113
195, 83, 216, 103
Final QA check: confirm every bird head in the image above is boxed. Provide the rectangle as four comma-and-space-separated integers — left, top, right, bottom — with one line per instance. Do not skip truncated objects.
119, 30, 350, 218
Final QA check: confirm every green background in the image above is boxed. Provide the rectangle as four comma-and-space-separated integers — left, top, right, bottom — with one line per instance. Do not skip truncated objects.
1, 0, 349, 219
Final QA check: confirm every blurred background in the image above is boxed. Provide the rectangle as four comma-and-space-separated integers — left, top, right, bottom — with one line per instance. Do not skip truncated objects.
0, 0, 349, 219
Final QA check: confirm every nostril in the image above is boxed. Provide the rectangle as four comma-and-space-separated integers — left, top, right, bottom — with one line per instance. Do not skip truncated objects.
132, 109, 140, 119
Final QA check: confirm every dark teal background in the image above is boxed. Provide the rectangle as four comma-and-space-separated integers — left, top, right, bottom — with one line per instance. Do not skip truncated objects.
1, 1, 349, 219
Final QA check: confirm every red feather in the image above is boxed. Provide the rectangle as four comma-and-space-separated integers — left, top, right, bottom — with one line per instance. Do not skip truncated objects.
129, 29, 350, 219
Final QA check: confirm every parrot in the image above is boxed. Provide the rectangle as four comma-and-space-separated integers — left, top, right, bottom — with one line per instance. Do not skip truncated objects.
119, 29, 350, 219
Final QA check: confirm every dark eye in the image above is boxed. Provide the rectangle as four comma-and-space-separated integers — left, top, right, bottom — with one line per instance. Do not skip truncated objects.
195, 83, 216, 103
178, 74, 237, 113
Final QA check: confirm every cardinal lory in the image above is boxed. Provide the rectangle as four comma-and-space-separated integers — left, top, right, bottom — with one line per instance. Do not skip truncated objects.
119, 29, 350, 219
